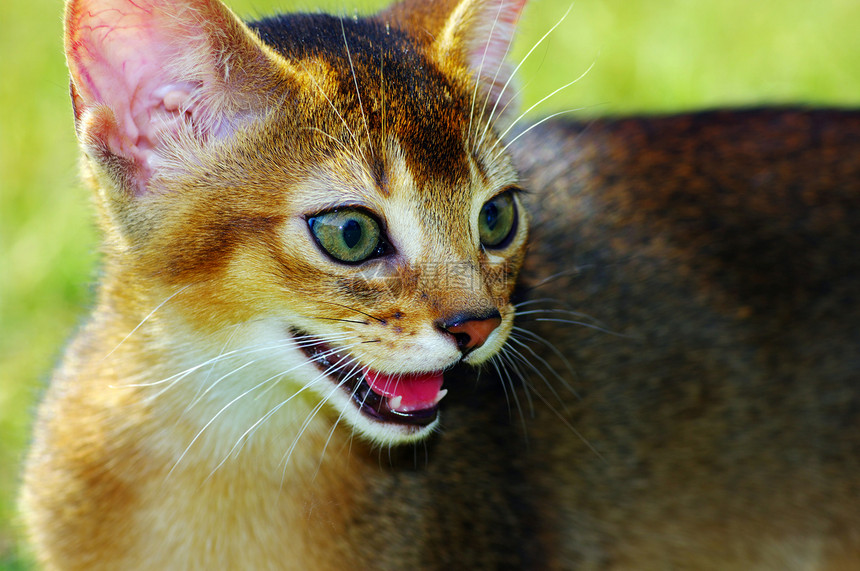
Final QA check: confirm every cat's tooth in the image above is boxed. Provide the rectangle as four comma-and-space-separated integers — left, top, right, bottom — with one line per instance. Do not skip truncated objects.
434, 389, 448, 405
389, 396, 403, 410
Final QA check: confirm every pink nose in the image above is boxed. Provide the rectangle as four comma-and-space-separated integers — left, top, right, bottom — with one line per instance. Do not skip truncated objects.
438, 312, 502, 353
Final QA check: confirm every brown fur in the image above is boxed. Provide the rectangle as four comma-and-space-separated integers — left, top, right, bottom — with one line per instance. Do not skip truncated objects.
20, 0, 860, 568
509, 109, 860, 568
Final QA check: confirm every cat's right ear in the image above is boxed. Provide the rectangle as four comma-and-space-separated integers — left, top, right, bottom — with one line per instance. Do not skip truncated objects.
65, 0, 293, 196
383, 0, 528, 118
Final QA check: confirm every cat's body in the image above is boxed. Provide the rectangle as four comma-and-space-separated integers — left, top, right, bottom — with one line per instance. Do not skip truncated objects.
20, 0, 860, 568
510, 109, 860, 568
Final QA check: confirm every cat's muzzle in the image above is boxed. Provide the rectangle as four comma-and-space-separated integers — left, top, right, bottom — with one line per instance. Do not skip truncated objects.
296, 333, 447, 427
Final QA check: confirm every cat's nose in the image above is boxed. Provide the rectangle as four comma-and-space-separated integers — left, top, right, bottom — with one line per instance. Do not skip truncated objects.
437, 310, 502, 354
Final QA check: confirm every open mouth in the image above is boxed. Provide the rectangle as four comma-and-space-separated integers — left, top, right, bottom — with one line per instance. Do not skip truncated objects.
298, 335, 448, 427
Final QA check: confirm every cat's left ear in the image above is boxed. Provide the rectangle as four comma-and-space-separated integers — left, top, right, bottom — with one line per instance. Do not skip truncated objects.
384, 0, 527, 114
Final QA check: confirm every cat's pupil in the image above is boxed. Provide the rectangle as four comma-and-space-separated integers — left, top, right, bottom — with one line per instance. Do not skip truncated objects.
342, 219, 362, 248
484, 203, 499, 230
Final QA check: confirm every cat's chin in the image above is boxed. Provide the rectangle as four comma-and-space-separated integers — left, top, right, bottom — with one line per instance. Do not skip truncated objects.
293, 330, 449, 442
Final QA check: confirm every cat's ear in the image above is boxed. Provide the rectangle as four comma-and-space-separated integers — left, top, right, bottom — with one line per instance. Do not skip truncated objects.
65, 0, 291, 195
384, 0, 527, 113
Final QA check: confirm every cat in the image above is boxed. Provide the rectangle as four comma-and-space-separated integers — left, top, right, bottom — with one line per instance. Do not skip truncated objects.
20, 0, 860, 569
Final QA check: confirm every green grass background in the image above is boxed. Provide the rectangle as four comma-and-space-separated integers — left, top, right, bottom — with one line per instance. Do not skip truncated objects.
1, 0, 858, 567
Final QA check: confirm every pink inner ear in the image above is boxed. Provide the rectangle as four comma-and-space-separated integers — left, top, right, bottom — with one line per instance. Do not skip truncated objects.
66, 0, 218, 191
468, 0, 525, 70
466, 0, 527, 111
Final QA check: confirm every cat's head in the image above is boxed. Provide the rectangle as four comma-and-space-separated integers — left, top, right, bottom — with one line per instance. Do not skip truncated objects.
66, 0, 529, 445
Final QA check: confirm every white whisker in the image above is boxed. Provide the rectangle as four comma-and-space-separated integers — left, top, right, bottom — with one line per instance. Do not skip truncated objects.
498, 345, 535, 415
500, 337, 601, 459
340, 18, 375, 159
184, 360, 260, 412
102, 284, 192, 360
468, 0, 507, 146
489, 355, 514, 420
493, 60, 596, 159
505, 336, 572, 407
280, 351, 363, 476
254, 338, 366, 399
491, 351, 529, 440
314, 358, 374, 479
478, 3, 575, 148
512, 325, 578, 385
531, 381, 604, 461
174, 338, 365, 478
170, 360, 276, 479
496, 107, 584, 159
303, 126, 363, 165
299, 61, 370, 168
515, 268, 591, 294
533, 317, 627, 337
127, 332, 352, 391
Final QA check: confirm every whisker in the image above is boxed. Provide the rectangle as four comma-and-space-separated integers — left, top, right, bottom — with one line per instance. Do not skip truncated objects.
340, 18, 375, 158
516, 308, 600, 322
489, 354, 514, 420
128, 333, 352, 390
316, 300, 387, 324
314, 359, 375, 479
171, 363, 286, 480
478, 80, 528, 151
298, 61, 369, 169
102, 284, 192, 360
517, 308, 616, 336
130, 331, 355, 390
493, 61, 596, 163
467, 0, 506, 145
506, 336, 574, 405
514, 296, 584, 309
499, 343, 601, 460
176, 337, 369, 478
212, 358, 345, 477
491, 351, 529, 441
195, 321, 249, 402
473, 0, 517, 145
477, 3, 575, 148
137, 334, 355, 413
498, 346, 535, 415
512, 325, 579, 386
133, 340, 299, 407
281, 355, 360, 482
531, 382, 604, 461
185, 359, 259, 412
533, 317, 627, 337
310, 316, 370, 325
254, 338, 370, 399
515, 268, 591, 295
496, 107, 584, 159
301, 126, 363, 165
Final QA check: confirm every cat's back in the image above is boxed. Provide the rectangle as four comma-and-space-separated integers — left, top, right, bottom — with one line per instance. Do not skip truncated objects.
506, 108, 860, 568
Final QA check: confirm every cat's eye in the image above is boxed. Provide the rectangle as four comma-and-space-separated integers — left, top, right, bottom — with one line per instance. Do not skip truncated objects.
308, 209, 386, 264
478, 191, 518, 249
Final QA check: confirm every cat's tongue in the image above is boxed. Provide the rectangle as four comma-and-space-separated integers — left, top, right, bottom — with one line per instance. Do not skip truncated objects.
364, 369, 446, 413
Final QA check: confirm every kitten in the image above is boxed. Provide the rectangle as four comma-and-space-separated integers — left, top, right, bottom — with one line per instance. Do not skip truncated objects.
21, 0, 860, 568
24, 0, 532, 567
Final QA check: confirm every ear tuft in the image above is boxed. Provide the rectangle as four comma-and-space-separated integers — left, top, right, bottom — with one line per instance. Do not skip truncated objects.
65, 0, 288, 195
384, 0, 527, 118
442, 0, 527, 106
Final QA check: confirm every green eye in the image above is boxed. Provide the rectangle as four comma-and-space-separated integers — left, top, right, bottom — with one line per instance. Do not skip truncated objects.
308, 209, 383, 263
478, 191, 517, 248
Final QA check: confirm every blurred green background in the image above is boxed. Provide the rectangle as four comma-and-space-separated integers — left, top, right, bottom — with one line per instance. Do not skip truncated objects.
1, 0, 858, 567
